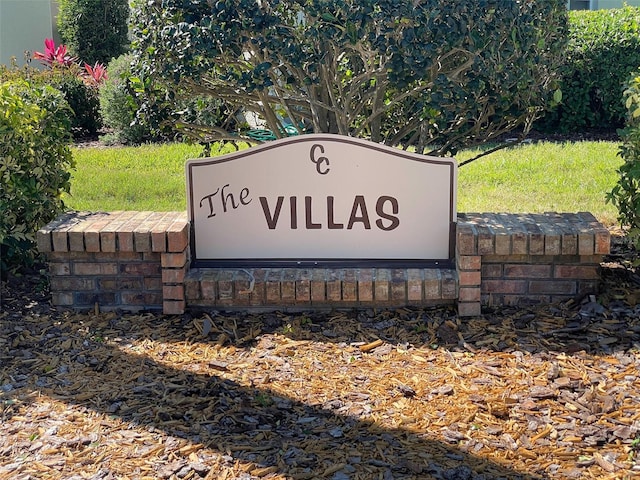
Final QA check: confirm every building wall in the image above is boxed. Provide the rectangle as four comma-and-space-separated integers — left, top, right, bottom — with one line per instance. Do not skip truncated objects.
0, 0, 59, 67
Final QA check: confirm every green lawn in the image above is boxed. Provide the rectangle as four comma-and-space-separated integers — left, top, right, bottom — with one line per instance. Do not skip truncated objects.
64, 140, 623, 226
455, 140, 621, 225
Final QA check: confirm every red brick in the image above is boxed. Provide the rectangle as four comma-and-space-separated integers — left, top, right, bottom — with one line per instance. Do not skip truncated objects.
357, 269, 374, 302
281, 269, 296, 302
458, 255, 481, 271
459, 270, 481, 286
295, 270, 311, 302
49, 262, 70, 276
326, 270, 342, 302
481, 264, 502, 278
595, 230, 611, 254
217, 270, 234, 300
162, 268, 186, 284
184, 279, 201, 301
577, 279, 599, 296
511, 232, 528, 255
458, 286, 480, 302
554, 265, 599, 280
121, 263, 161, 276
144, 277, 163, 290
161, 251, 188, 268
502, 294, 549, 306
163, 299, 185, 315
407, 269, 423, 302
163, 284, 184, 301
477, 225, 494, 255
494, 234, 511, 255
390, 269, 406, 301
266, 269, 282, 303
310, 269, 326, 302
86, 212, 119, 252
51, 292, 74, 306
98, 211, 135, 251
52, 230, 69, 252
50, 212, 89, 252
529, 233, 544, 255
528, 280, 576, 295
150, 212, 177, 252
578, 233, 594, 255
456, 224, 477, 255
74, 262, 118, 276
482, 280, 527, 295
342, 270, 357, 302
561, 233, 578, 255
544, 235, 561, 256
441, 269, 457, 299
134, 212, 167, 252
249, 270, 267, 306
374, 269, 390, 301
201, 279, 216, 299
36, 229, 53, 253
458, 302, 481, 317
424, 269, 441, 300
503, 264, 551, 278
50, 277, 95, 291
74, 291, 117, 306
167, 215, 189, 252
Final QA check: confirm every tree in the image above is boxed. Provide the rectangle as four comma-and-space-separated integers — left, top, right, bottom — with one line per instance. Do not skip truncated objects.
58, 0, 130, 66
130, 0, 567, 157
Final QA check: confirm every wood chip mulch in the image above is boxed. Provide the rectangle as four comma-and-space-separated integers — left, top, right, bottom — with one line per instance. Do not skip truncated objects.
2, 246, 640, 479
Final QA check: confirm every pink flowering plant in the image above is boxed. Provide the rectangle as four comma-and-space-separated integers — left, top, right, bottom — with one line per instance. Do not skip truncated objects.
33, 38, 77, 67
34, 38, 107, 86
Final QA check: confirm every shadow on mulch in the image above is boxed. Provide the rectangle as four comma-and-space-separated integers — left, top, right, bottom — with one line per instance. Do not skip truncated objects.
1, 236, 639, 479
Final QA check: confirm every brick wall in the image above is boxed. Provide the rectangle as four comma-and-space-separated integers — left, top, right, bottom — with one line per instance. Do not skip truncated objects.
457, 212, 610, 313
37, 211, 189, 314
38, 211, 610, 316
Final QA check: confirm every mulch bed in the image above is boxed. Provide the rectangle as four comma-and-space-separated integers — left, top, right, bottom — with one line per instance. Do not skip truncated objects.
2, 235, 640, 480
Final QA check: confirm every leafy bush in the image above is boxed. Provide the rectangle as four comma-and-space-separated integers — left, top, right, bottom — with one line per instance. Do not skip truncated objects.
99, 54, 148, 144
31, 39, 105, 136
100, 54, 234, 145
130, 0, 567, 156
0, 81, 75, 275
0, 60, 100, 136
51, 68, 102, 136
58, 0, 130, 65
539, 7, 640, 132
607, 70, 640, 246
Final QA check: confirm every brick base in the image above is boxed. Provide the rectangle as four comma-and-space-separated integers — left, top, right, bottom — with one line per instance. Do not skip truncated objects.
38, 211, 610, 316
185, 267, 457, 310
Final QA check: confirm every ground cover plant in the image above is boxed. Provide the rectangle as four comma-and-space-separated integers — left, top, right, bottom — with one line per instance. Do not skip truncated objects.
64, 140, 622, 226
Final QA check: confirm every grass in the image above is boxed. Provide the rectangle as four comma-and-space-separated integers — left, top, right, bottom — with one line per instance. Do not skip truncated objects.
456, 140, 621, 226
64, 139, 623, 226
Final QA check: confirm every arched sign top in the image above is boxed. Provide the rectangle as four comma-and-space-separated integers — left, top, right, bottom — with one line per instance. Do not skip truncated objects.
186, 134, 457, 267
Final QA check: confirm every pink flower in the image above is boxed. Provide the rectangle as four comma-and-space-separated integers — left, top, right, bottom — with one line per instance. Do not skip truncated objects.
34, 38, 77, 67
82, 62, 108, 86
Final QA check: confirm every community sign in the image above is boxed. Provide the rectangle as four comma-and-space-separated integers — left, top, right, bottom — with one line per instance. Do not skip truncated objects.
186, 134, 456, 267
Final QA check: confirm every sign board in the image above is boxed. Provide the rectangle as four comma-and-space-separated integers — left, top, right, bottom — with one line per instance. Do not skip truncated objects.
186, 134, 456, 267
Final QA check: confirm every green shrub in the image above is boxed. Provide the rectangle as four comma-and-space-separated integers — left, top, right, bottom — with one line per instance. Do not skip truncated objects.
50, 67, 102, 136
58, 0, 129, 65
539, 7, 640, 132
0, 81, 75, 276
131, 0, 567, 154
608, 70, 640, 246
0, 61, 101, 136
99, 54, 148, 144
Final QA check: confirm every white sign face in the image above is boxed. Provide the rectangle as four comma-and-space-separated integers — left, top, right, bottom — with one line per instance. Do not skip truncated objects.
186, 134, 456, 265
